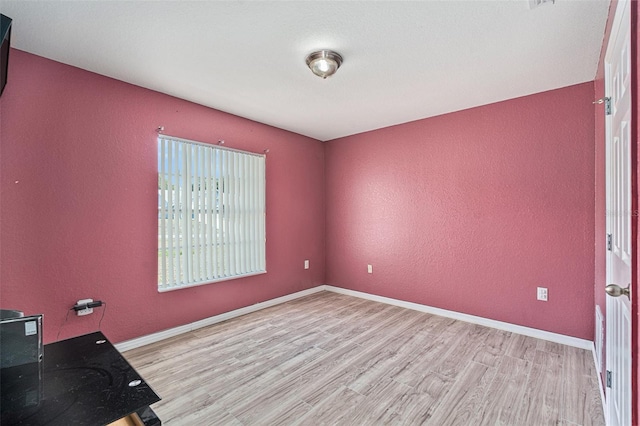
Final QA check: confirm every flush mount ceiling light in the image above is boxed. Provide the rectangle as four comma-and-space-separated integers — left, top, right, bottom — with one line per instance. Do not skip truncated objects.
305, 50, 343, 79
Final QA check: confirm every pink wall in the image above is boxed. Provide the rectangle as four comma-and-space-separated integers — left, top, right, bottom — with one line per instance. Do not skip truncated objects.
0, 50, 325, 344
325, 82, 596, 340
0, 48, 603, 346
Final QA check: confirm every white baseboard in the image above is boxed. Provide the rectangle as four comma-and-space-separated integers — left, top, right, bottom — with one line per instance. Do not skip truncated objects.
114, 286, 326, 352
592, 343, 607, 420
117, 284, 594, 353
323, 285, 593, 350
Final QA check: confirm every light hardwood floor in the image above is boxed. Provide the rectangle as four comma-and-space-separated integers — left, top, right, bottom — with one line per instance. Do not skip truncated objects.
124, 291, 605, 425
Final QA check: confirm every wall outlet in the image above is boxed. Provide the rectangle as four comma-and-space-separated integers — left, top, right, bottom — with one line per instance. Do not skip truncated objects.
76, 298, 94, 316
537, 287, 548, 301
367, 264, 373, 274
304, 260, 309, 270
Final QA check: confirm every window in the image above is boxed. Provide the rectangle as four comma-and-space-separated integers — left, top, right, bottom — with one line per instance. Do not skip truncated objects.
158, 136, 266, 292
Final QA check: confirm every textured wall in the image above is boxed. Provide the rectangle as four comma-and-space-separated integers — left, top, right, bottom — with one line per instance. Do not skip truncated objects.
0, 50, 325, 344
325, 82, 595, 340
0, 48, 602, 346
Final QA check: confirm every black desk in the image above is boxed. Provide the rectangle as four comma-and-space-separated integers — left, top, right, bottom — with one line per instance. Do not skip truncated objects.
1, 332, 161, 425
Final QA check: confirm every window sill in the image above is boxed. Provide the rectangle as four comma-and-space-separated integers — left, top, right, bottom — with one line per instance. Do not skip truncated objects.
158, 270, 267, 293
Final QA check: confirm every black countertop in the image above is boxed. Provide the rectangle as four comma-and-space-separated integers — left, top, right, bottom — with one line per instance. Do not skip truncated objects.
1, 331, 161, 425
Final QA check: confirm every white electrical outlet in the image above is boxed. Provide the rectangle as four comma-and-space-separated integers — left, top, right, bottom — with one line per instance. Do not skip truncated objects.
304, 260, 309, 270
76, 298, 94, 316
367, 264, 373, 274
537, 287, 548, 301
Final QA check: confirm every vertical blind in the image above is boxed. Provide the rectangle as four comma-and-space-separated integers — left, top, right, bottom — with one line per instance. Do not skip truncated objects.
158, 136, 266, 292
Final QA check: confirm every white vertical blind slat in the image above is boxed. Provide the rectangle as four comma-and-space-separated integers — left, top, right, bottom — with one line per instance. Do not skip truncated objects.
229, 152, 237, 275
219, 150, 225, 277
246, 156, 253, 273
237, 153, 243, 273
235, 152, 241, 274
222, 150, 230, 276
195, 146, 200, 279
246, 155, 252, 273
199, 146, 206, 280
159, 138, 167, 287
198, 145, 204, 281
258, 157, 265, 271
193, 145, 200, 281
165, 141, 178, 286
212, 149, 219, 278
242, 154, 248, 274
175, 142, 181, 285
198, 146, 204, 281
251, 157, 257, 269
183, 144, 192, 284
205, 148, 213, 280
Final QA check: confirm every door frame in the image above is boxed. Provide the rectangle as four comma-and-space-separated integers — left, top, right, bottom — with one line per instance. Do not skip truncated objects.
630, 1, 638, 424
604, 0, 640, 424
604, 1, 635, 423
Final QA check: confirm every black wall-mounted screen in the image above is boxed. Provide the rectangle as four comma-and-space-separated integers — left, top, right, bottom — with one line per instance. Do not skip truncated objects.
0, 14, 12, 98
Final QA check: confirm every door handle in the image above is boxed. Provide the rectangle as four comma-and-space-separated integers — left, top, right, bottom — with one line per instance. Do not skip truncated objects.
605, 284, 631, 299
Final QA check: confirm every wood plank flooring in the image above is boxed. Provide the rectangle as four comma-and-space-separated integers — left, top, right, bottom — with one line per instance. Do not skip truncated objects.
124, 291, 605, 425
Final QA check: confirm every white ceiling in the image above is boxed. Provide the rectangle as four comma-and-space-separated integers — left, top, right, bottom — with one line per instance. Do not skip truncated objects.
2, 1, 609, 141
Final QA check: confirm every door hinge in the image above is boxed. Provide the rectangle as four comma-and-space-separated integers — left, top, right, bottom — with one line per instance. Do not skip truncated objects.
606, 370, 612, 388
607, 233, 613, 251
605, 97, 612, 115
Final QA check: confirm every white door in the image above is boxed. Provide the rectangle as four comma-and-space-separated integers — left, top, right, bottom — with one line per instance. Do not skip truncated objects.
605, 0, 632, 424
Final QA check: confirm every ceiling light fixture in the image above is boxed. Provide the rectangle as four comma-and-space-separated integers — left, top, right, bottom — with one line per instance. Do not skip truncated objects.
305, 50, 343, 79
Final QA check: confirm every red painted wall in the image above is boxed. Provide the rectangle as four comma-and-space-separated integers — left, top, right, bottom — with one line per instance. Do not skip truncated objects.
0, 50, 326, 344
325, 82, 596, 340
0, 48, 604, 346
